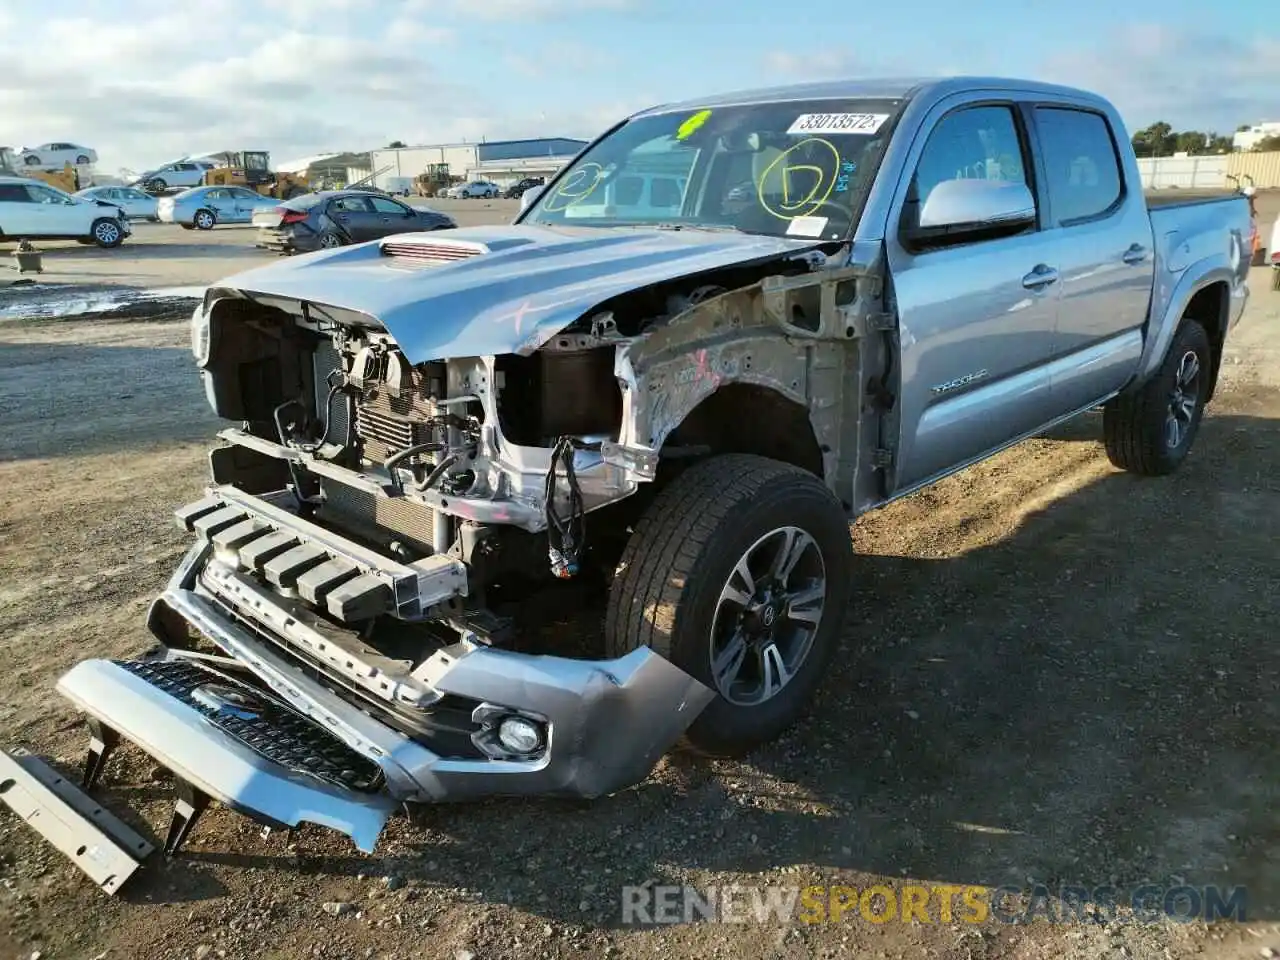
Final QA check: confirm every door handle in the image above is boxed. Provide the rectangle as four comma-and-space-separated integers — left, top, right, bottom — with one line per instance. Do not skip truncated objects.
1021, 265, 1059, 289
1122, 243, 1147, 264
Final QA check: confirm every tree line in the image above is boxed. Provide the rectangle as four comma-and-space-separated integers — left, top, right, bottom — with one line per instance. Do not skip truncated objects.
1131, 122, 1279, 157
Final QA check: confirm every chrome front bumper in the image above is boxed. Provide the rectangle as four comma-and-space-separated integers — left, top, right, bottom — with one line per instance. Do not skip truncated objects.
54, 527, 714, 853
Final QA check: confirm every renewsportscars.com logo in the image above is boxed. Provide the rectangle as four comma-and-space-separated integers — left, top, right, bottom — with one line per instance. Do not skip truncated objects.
620, 883, 1249, 926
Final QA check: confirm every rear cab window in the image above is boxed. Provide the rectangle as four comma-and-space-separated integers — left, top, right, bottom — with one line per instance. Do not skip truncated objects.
1033, 107, 1124, 224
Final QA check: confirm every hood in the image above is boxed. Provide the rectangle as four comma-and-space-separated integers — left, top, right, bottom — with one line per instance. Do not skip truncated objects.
210, 224, 825, 361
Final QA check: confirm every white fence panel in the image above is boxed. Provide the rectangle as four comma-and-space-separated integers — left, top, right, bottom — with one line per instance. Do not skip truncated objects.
1136, 156, 1229, 190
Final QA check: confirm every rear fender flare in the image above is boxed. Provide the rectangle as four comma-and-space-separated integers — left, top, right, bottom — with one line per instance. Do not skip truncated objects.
1124, 257, 1235, 394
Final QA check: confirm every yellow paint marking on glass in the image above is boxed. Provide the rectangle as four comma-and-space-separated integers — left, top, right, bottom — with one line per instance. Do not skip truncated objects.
542, 162, 605, 212
757, 138, 841, 220
676, 109, 712, 141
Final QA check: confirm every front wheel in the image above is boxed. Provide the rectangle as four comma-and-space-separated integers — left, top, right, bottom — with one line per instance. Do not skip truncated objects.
90, 218, 124, 248
1271, 268, 1280, 293
1103, 317, 1211, 476
605, 454, 853, 757
193, 209, 215, 230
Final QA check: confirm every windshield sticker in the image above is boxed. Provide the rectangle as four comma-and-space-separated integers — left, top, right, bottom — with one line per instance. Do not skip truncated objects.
785, 215, 829, 238
834, 159, 857, 192
676, 109, 712, 141
756, 138, 841, 220
542, 162, 604, 212
787, 113, 889, 136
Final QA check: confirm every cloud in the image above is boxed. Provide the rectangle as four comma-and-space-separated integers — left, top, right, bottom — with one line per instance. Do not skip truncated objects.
0, 0, 640, 175
0, 4, 508, 175
506, 40, 612, 78
408, 0, 633, 19
762, 24, 1280, 133
1035, 24, 1280, 132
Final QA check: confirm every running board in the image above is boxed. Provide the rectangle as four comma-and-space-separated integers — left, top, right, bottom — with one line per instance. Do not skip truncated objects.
0, 747, 154, 894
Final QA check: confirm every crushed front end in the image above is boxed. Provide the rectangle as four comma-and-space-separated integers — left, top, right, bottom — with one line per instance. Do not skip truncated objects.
52, 261, 718, 854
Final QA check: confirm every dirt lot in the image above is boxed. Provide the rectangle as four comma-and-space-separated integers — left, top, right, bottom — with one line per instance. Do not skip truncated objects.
0, 199, 1278, 960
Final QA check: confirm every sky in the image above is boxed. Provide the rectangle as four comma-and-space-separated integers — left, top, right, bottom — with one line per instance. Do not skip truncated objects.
0, 0, 1275, 176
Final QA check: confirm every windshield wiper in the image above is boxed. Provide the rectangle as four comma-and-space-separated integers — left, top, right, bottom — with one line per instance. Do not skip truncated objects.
646, 222, 744, 233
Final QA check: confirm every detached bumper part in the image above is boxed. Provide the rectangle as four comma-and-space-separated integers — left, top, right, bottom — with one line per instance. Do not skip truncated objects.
56, 658, 398, 854
0, 747, 154, 894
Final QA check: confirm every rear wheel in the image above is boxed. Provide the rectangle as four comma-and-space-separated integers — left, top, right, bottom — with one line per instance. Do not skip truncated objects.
318, 231, 344, 249
23, 155, 40, 165
1103, 318, 1211, 476
1271, 268, 1280, 292
90, 218, 124, 248
606, 454, 853, 757
148, 178, 168, 194
193, 209, 215, 231
75, 154, 90, 165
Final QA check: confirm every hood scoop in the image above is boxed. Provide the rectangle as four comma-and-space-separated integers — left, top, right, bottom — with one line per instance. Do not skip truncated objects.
380, 234, 489, 265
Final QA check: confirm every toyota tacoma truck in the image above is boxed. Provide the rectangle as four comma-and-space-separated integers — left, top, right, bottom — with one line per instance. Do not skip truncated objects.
42, 76, 1254, 859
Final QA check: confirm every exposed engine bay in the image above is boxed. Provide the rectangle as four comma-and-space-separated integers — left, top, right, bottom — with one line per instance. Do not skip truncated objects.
191, 231, 883, 667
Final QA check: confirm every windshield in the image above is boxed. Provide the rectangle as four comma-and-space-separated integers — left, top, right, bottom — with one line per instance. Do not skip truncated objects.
522, 97, 902, 240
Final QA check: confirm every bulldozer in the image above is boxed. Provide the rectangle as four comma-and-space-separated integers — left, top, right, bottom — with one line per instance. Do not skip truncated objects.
414, 162, 459, 198
0, 146, 83, 193
203, 150, 310, 200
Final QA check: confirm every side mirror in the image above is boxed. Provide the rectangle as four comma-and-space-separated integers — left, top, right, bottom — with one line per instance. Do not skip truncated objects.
519, 184, 545, 213
907, 178, 1036, 245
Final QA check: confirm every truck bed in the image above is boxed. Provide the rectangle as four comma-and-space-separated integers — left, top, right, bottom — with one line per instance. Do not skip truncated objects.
1144, 188, 1241, 209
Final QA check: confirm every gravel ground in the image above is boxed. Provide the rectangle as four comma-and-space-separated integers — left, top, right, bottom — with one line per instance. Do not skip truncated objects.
0, 200, 1278, 960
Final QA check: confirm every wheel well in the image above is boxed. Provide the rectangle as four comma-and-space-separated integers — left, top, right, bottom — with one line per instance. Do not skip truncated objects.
1183, 281, 1228, 402
661, 383, 824, 478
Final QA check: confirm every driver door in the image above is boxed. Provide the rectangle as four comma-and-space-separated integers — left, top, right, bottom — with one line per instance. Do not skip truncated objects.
883, 98, 1066, 493
21, 183, 86, 234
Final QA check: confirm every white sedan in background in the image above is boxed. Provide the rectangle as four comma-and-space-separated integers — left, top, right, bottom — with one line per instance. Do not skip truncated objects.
446, 180, 500, 199
0, 176, 130, 247
76, 185, 159, 220
18, 142, 98, 168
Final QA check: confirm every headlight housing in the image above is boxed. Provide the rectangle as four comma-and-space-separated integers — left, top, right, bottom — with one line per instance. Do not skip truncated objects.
190, 303, 211, 366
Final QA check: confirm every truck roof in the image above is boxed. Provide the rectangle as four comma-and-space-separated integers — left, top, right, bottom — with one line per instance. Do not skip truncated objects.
633, 75, 1110, 117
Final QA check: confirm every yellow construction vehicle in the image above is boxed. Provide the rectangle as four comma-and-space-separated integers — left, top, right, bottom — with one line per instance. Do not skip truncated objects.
0, 147, 82, 192
203, 150, 310, 200
414, 163, 459, 198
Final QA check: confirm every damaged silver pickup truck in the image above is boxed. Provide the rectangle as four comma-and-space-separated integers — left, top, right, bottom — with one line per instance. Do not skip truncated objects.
37, 76, 1254, 864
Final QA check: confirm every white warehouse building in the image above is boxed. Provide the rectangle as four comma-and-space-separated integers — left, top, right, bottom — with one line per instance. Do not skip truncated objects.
1234, 122, 1280, 151
369, 137, 588, 191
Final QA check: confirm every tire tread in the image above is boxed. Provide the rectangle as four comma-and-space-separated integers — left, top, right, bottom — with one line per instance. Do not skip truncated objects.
605, 454, 822, 658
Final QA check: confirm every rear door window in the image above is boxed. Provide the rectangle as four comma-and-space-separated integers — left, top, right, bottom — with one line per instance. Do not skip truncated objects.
1034, 107, 1124, 225
331, 195, 374, 213
0, 184, 32, 203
